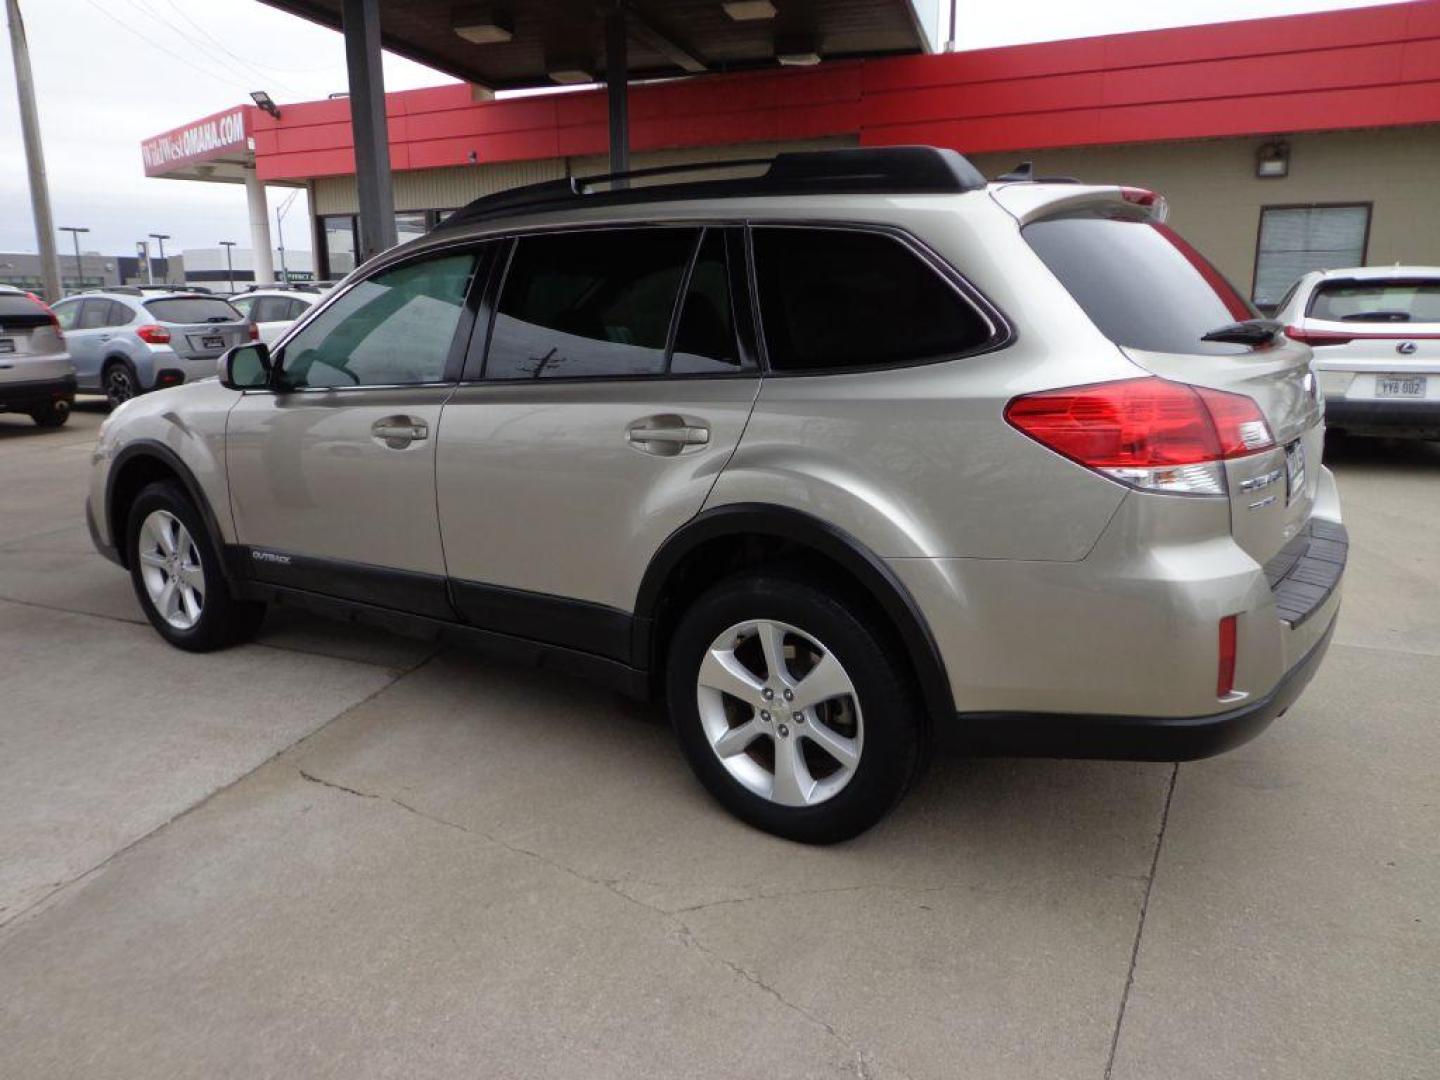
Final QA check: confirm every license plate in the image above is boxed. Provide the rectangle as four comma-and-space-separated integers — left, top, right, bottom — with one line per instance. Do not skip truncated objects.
0, 338, 14, 353
1284, 439, 1306, 505
1376, 375, 1426, 398
202, 335, 225, 350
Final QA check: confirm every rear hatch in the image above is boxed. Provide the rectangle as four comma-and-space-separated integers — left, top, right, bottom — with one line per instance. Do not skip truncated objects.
1293, 275, 1440, 404
1007, 186, 1322, 567
0, 293, 67, 384
143, 295, 250, 361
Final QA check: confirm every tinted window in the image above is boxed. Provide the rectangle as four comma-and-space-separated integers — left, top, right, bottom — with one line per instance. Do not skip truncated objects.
486, 228, 697, 380
105, 300, 134, 327
1024, 212, 1257, 355
1308, 278, 1440, 323
280, 253, 475, 388
752, 228, 993, 372
77, 299, 111, 330
0, 294, 43, 319
286, 298, 313, 320
52, 300, 79, 330
229, 296, 255, 317
144, 297, 243, 324
671, 229, 742, 375
252, 296, 293, 323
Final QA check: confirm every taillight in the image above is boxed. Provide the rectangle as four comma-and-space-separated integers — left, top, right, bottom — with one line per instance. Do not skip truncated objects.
135, 324, 171, 344
32, 298, 63, 341
248, 322, 260, 341
1217, 615, 1238, 697
1285, 326, 1352, 346
1004, 377, 1275, 496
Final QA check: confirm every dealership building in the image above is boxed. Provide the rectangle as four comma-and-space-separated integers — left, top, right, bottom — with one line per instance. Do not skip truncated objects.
142, 0, 1440, 307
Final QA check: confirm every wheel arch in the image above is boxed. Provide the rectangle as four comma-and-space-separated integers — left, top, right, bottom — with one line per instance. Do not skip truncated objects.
633, 503, 955, 725
106, 441, 229, 573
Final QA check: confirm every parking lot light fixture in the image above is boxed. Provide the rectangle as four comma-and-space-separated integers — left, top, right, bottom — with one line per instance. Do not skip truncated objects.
148, 233, 170, 284
58, 225, 88, 292
219, 240, 237, 294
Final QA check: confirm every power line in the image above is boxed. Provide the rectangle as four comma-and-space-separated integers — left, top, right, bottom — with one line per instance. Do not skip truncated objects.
119, 0, 303, 96
76, 0, 261, 94
159, 0, 337, 76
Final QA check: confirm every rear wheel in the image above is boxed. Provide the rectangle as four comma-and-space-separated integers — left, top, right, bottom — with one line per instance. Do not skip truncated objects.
666, 575, 923, 843
103, 360, 139, 408
125, 481, 266, 651
29, 399, 70, 427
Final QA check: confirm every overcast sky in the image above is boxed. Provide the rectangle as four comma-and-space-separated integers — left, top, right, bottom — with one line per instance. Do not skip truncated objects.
0, 0, 1396, 257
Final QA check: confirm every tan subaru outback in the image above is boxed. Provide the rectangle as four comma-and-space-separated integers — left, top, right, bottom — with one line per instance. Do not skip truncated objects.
86, 148, 1346, 842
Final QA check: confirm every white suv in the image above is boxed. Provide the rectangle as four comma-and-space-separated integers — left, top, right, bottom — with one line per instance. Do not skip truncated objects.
0, 285, 74, 427
1275, 266, 1440, 438
85, 148, 1345, 842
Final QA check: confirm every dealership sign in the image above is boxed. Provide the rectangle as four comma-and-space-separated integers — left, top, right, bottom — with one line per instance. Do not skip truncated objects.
141, 109, 248, 176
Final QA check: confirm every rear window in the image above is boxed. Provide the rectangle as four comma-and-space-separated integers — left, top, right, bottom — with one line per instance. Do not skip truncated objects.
143, 297, 242, 324
1308, 279, 1440, 323
0, 294, 46, 323
1024, 211, 1257, 355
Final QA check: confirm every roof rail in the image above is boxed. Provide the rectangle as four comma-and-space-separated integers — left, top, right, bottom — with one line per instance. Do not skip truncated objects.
438, 146, 987, 230
995, 160, 1083, 184
82, 285, 143, 295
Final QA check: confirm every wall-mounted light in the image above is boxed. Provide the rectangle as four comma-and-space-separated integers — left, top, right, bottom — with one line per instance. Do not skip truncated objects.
722, 0, 777, 20
454, 6, 514, 44
250, 90, 282, 120
1255, 141, 1289, 179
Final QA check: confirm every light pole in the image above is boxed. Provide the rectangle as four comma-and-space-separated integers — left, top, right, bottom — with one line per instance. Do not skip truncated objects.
219, 240, 236, 294
58, 225, 88, 292
6, 0, 63, 302
275, 188, 301, 285
149, 232, 170, 284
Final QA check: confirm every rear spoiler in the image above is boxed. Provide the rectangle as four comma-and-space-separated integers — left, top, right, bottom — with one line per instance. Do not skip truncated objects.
990, 182, 1168, 226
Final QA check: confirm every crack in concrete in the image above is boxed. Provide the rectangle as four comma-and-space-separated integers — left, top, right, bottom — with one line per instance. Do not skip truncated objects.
669, 881, 957, 915
1103, 762, 1179, 1080
296, 765, 911, 1080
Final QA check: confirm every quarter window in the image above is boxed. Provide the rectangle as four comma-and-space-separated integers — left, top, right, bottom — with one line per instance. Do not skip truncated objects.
751, 228, 993, 373
77, 299, 111, 330
485, 228, 698, 380
279, 253, 476, 388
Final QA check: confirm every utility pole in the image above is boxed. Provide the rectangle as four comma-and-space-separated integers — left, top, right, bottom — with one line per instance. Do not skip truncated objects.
6, 0, 63, 302
59, 225, 87, 291
219, 240, 236, 294
149, 233, 170, 284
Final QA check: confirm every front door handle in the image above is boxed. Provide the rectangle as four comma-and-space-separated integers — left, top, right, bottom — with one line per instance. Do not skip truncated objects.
626, 415, 710, 456
371, 415, 429, 449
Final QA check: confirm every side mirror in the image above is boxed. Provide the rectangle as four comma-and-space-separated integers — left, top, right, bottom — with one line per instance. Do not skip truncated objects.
219, 343, 272, 390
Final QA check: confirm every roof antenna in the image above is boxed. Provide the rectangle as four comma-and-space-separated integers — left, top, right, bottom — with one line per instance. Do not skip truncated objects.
997, 161, 1034, 182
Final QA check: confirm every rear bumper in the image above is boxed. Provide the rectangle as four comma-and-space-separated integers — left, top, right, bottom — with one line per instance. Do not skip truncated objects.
0, 374, 76, 413
1325, 397, 1440, 434
949, 611, 1337, 760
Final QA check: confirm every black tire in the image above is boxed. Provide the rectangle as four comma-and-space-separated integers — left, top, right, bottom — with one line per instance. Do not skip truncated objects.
125, 480, 266, 651
29, 399, 70, 427
103, 360, 140, 409
666, 574, 924, 844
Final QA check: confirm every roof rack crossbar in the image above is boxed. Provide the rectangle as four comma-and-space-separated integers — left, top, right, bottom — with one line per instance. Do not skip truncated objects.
437, 147, 988, 230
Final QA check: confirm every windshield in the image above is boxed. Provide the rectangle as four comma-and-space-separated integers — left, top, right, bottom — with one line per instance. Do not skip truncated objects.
1308, 278, 1440, 323
1024, 210, 1258, 355
143, 297, 242, 324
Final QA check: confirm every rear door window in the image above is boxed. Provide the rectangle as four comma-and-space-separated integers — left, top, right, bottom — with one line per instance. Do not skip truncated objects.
670, 228, 744, 375
485, 227, 698, 381
77, 299, 111, 330
1307, 278, 1440, 323
1023, 211, 1257, 355
750, 227, 995, 373
143, 297, 243, 324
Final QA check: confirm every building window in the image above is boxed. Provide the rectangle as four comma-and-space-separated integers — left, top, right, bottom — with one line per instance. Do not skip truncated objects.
1253, 204, 1370, 312
320, 214, 358, 279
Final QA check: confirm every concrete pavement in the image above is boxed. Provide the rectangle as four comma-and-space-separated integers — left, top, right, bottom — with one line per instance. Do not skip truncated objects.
0, 406, 1435, 1079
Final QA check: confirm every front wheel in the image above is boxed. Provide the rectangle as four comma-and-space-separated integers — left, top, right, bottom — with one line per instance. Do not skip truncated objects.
125, 481, 266, 651
666, 575, 924, 843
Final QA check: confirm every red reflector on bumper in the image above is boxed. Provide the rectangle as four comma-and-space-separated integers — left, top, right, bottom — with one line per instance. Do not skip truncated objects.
1218, 615, 1238, 697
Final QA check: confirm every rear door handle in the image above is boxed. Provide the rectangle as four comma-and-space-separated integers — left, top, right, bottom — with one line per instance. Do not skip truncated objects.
371, 415, 429, 449
626, 416, 710, 456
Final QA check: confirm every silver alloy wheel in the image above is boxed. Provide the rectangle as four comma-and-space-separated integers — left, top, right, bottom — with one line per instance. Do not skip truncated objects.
105, 365, 136, 406
137, 509, 205, 630
696, 619, 864, 807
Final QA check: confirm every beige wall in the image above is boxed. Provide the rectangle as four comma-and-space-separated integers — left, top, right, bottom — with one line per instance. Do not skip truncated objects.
969, 126, 1440, 298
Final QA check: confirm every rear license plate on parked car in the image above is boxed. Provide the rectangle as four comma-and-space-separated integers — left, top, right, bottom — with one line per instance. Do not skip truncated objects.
0, 338, 14, 353
1284, 439, 1306, 505
1377, 375, 1426, 398
202, 335, 224, 350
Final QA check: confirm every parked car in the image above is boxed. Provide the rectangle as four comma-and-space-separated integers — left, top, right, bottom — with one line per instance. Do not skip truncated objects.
52, 288, 254, 407
84, 148, 1346, 842
1275, 266, 1440, 439
0, 285, 75, 427
228, 287, 324, 345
